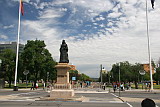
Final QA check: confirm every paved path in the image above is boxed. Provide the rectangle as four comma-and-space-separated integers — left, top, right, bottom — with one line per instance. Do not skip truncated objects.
1, 88, 160, 107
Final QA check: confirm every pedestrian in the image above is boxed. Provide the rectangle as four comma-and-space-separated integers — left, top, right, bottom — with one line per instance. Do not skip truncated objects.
30, 82, 34, 90
113, 82, 117, 93
113, 84, 117, 93
120, 83, 124, 91
148, 83, 151, 92
35, 83, 38, 90
43, 82, 45, 90
145, 82, 148, 91
141, 98, 156, 107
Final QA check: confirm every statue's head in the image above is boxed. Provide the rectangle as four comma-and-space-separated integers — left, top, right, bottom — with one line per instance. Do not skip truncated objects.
62, 40, 65, 44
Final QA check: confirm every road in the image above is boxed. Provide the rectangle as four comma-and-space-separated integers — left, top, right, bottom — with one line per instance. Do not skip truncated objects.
113, 89, 160, 107
0, 88, 160, 107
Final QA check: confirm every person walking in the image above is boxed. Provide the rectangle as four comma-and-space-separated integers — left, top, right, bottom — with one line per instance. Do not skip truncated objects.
35, 83, 38, 90
30, 82, 34, 90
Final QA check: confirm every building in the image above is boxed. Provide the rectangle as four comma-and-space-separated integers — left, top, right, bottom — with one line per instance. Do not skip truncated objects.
142, 64, 155, 74
69, 64, 76, 71
0, 42, 24, 54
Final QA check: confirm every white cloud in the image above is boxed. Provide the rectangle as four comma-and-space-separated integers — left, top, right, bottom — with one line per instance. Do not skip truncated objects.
15, 0, 160, 78
95, 16, 105, 21
73, 0, 114, 12
108, 12, 122, 18
39, 9, 63, 19
3, 24, 14, 29
60, 8, 68, 12
0, 34, 8, 39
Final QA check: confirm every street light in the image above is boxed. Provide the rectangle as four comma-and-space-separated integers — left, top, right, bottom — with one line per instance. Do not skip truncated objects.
23, 70, 29, 88
0, 59, 2, 72
0, 59, 2, 65
100, 64, 103, 85
139, 70, 146, 89
0, 59, 3, 89
100, 64, 106, 85
47, 72, 49, 87
118, 63, 121, 97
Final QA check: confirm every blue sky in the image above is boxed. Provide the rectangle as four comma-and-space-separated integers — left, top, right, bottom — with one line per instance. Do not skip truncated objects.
0, 0, 160, 78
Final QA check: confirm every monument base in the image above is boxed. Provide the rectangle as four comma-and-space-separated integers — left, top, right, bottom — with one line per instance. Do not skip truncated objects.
50, 89, 74, 98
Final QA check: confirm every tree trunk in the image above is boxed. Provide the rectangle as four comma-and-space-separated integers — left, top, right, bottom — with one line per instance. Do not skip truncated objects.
135, 81, 138, 89
8, 80, 12, 88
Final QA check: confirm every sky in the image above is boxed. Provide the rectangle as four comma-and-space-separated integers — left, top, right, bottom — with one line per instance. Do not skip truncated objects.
0, 0, 160, 78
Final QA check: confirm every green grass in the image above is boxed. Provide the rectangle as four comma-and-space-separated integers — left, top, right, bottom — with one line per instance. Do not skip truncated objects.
4, 82, 44, 89
130, 84, 160, 89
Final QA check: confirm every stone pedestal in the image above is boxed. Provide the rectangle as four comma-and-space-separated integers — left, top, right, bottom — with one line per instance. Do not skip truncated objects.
56, 63, 70, 84
50, 63, 74, 98
50, 89, 74, 98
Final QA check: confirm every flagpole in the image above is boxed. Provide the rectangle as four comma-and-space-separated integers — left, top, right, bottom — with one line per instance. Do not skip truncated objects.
13, 0, 21, 91
145, 0, 153, 91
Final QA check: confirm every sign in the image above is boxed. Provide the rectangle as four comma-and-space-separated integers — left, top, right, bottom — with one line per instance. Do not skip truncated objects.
139, 70, 146, 75
72, 77, 76, 81
23, 70, 29, 75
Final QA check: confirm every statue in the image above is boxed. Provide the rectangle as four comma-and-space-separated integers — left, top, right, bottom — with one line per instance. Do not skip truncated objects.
59, 40, 69, 63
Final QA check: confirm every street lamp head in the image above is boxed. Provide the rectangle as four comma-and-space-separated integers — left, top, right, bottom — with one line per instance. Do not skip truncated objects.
139, 70, 146, 75
102, 67, 105, 70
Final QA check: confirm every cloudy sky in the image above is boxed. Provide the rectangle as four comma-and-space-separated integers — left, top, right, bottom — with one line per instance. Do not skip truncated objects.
0, 0, 160, 78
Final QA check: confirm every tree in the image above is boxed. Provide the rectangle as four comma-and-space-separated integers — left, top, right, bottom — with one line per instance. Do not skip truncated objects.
21, 40, 56, 86
68, 70, 78, 81
153, 67, 160, 84
131, 63, 143, 89
0, 49, 16, 87
79, 73, 92, 81
110, 61, 144, 89
110, 63, 120, 82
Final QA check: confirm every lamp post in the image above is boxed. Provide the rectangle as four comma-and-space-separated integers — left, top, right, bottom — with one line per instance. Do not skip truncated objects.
23, 70, 29, 88
100, 64, 103, 85
139, 70, 146, 89
47, 72, 49, 87
0, 59, 2, 71
118, 63, 121, 97
0, 59, 3, 89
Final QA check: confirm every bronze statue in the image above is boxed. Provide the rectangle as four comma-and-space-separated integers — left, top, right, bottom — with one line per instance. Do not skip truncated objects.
59, 40, 69, 63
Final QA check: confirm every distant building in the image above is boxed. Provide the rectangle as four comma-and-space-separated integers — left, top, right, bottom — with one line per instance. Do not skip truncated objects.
69, 64, 76, 71
0, 42, 24, 54
142, 64, 155, 74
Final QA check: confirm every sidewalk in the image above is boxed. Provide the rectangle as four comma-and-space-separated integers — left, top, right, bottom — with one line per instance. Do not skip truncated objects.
0, 88, 44, 91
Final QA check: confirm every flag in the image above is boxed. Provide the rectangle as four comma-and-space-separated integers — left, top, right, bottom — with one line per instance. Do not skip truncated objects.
20, 0, 24, 15
151, 0, 155, 9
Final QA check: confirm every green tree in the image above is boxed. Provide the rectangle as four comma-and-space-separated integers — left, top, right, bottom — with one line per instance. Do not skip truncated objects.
0, 49, 16, 87
21, 40, 56, 86
131, 63, 143, 89
153, 67, 160, 84
110, 63, 119, 82
68, 70, 78, 81
79, 73, 92, 81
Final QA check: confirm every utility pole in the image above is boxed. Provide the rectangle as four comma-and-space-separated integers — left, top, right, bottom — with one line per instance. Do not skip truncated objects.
100, 64, 103, 85
145, 0, 153, 90
119, 63, 121, 97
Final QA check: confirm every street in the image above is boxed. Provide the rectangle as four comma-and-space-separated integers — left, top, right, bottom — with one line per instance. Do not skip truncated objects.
0, 88, 160, 107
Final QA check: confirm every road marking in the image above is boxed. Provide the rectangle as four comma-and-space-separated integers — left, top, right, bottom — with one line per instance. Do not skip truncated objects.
110, 93, 133, 107
110, 93, 119, 97
75, 91, 108, 93
126, 102, 133, 107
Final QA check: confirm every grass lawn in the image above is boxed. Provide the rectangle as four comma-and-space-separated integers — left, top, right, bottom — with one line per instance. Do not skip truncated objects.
4, 82, 44, 89
131, 84, 160, 89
